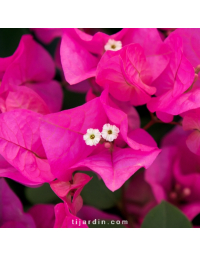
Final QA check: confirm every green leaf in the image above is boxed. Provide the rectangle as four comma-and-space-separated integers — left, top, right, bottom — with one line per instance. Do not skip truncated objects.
88, 220, 126, 228
141, 200, 192, 228
81, 171, 121, 210
25, 183, 61, 205
0, 28, 30, 57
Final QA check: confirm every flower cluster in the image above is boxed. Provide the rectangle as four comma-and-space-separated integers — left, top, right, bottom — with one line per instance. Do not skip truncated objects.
83, 124, 120, 146
1, 28, 200, 228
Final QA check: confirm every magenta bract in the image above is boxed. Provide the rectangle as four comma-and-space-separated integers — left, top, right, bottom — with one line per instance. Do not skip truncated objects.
54, 203, 88, 228
146, 127, 200, 220
40, 89, 160, 191
0, 35, 63, 114
0, 178, 35, 228
60, 28, 163, 85
147, 34, 195, 122
50, 172, 92, 215
0, 109, 55, 184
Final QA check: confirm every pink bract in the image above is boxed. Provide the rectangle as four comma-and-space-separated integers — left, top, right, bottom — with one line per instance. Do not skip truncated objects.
145, 126, 200, 220
54, 203, 88, 228
0, 35, 63, 114
40, 89, 161, 191
50, 172, 92, 215
28, 204, 55, 228
0, 178, 35, 228
96, 43, 157, 106
182, 108, 200, 155
0, 109, 55, 184
0, 155, 42, 186
147, 34, 195, 122
171, 28, 200, 68
124, 169, 157, 227
60, 28, 163, 85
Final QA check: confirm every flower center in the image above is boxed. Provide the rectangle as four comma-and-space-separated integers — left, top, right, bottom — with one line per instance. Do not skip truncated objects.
104, 39, 122, 52
90, 134, 95, 139
111, 44, 116, 49
101, 123, 120, 142
83, 128, 101, 146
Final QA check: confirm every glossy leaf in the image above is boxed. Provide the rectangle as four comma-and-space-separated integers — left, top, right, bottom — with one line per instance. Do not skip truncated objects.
141, 201, 192, 228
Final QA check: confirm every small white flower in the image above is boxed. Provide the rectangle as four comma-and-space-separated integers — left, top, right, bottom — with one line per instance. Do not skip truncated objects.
83, 128, 101, 146
104, 39, 122, 51
101, 124, 120, 142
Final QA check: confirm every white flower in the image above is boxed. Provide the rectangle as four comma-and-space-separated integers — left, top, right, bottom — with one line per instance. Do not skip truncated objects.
83, 128, 101, 146
104, 39, 122, 51
101, 124, 120, 142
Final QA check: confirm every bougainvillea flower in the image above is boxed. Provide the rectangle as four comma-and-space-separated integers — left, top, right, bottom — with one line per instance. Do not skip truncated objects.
96, 43, 158, 106
147, 34, 195, 122
0, 109, 55, 184
124, 169, 157, 227
169, 29, 200, 116
0, 35, 63, 114
60, 28, 163, 84
0, 178, 35, 228
28, 204, 55, 228
40, 89, 160, 191
50, 173, 92, 215
54, 203, 88, 228
145, 126, 200, 220
182, 108, 200, 155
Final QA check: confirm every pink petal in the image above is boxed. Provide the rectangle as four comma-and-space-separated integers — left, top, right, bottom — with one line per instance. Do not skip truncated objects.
28, 204, 55, 228
72, 147, 161, 191
145, 147, 176, 202
50, 173, 92, 214
40, 97, 107, 180
0, 109, 54, 183
180, 203, 200, 221
0, 178, 35, 228
121, 28, 163, 56
127, 128, 158, 151
1, 35, 56, 94
54, 203, 88, 228
5, 86, 50, 114
0, 155, 42, 186
96, 44, 156, 106
172, 28, 200, 67
26, 81, 63, 113
60, 29, 99, 85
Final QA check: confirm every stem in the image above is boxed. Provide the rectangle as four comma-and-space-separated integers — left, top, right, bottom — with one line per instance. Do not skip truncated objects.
143, 120, 155, 130
143, 112, 182, 130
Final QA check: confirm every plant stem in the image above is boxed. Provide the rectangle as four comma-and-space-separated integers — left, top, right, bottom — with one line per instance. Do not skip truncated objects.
143, 112, 182, 130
